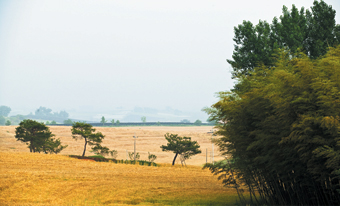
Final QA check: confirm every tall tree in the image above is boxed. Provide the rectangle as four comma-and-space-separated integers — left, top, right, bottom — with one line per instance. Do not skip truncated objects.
15, 119, 67, 154
100, 116, 107, 126
228, 0, 340, 78
306, 0, 339, 58
160, 133, 201, 165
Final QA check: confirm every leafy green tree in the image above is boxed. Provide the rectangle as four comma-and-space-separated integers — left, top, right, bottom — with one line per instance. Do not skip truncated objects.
160, 133, 201, 165
0, 116, 5, 125
141, 116, 146, 122
15, 119, 67, 153
63, 119, 73, 124
71, 122, 113, 157
5, 120, 11, 126
205, 47, 340, 205
194, 119, 202, 126
0, 106, 11, 117
111, 119, 115, 126
51, 120, 57, 124
116, 120, 120, 126
46, 121, 50, 125
100, 116, 107, 126
228, 0, 340, 78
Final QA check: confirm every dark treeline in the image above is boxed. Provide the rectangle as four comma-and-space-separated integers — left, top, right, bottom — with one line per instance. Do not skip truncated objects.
204, 1, 340, 205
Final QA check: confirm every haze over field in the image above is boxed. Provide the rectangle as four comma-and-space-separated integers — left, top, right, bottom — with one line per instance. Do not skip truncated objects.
1, 0, 340, 122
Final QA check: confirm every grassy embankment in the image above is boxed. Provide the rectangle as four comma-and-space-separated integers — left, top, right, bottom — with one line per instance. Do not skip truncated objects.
0, 152, 240, 205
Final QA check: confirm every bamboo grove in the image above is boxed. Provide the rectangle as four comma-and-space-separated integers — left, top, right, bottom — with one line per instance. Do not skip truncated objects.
204, 46, 340, 205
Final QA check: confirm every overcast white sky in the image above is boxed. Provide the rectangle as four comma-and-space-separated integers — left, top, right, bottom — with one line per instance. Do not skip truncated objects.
1, 0, 340, 116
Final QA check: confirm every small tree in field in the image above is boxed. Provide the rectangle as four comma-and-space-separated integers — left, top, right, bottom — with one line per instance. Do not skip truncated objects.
128, 152, 140, 160
71, 122, 114, 157
15, 119, 67, 153
111, 119, 115, 126
148, 152, 157, 163
100, 116, 107, 126
160, 133, 201, 165
5, 120, 11, 126
194, 119, 202, 126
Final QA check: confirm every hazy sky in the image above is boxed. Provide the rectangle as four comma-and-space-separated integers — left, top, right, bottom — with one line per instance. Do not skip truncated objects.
1, 0, 340, 115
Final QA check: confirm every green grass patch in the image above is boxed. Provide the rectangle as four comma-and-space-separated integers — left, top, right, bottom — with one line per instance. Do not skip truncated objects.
87, 155, 105, 158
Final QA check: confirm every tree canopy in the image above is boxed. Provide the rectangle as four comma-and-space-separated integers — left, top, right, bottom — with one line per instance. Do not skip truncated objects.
194, 119, 202, 126
205, 46, 340, 205
228, 0, 340, 78
15, 119, 67, 154
5, 120, 11, 126
71, 122, 115, 157
160, 133, 201, 165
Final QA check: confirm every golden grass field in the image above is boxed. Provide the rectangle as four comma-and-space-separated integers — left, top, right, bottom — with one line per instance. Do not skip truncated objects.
0, 126, 240, 205
0, 126, 224, 165
0, 152, 239, 206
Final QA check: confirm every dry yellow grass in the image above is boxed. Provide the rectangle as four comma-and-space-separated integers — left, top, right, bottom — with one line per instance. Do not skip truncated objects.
0, 152, 237, 205
0, 126, 223, 166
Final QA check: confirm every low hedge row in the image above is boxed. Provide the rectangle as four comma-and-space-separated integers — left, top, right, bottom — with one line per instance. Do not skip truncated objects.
115, 159, 157, 166
68, 155, 157, 166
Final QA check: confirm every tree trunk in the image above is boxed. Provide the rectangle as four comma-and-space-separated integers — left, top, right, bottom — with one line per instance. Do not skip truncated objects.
82, 139, 87, 157
31, 141, 36, 153
172, 153, 178, 165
